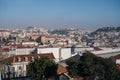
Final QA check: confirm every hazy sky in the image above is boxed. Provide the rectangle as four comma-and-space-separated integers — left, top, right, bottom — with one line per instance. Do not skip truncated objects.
0, 0, 120, 30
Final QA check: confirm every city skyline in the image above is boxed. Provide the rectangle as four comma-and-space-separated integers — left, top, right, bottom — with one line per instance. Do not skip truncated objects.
0, 0, 120, 30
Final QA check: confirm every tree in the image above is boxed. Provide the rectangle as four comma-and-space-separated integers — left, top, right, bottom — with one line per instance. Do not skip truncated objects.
49, 29, 69, 35
27, 57, 57, 80
44, 60, 57, 79
66, 59, 80, 77
79, 51, 95, 77
66, 51, 120, 80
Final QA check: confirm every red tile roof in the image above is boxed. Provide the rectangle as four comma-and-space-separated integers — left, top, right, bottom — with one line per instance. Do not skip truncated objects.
57, 65, 68, 74
113, 54, 120, 59
5, 44, 35, 48
31, 34, 46, 37
73, 77, 83, 80
116, 64, 120, 70
1, 53, 55, 63
1, 48, 9, 52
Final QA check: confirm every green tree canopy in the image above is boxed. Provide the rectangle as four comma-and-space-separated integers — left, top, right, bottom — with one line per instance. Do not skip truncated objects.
66, 58, 80, 78
66, 51, 120, 80
27, 57, 57, 80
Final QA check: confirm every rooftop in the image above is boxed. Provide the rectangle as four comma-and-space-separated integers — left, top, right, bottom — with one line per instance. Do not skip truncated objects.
1, 53, 55, 63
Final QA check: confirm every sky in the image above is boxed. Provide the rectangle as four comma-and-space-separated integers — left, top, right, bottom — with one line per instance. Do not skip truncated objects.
0, 0, 120, 30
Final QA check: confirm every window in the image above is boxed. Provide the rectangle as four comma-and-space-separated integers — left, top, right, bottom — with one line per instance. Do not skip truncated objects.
31, 56, 34, 61
38, 56, 40, 58
11, 67, 15, 72
17, 57, 21, 62
18, 66, 22, 70
24, 57, 28, 62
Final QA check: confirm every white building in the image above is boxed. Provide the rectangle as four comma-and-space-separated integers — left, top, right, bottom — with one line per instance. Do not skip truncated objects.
8, 47, 35, 56
37, 47, 72, 62
94, 48, 120, 58
21, 41, 38, 46
0, 53, 55, 79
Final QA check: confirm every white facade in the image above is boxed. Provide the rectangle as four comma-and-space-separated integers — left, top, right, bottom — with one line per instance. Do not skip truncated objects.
1, 53, 55, 79
37, 47, 71, 62
1, 62, 28, 78
21, 41, 38, 46
92, 48, 120, 55
116, 59, 120, 64
74, 47, 94, 53
0, 30, 11, 37
16, 48, 35, 55
60, 48, 71, 60
9, 48, 35, 56
11, 62, 28, 77
10, 32, 19, 38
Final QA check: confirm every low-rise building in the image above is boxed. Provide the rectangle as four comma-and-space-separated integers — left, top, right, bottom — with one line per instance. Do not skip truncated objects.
0, 53, 55, 79
37, 47, 72, 62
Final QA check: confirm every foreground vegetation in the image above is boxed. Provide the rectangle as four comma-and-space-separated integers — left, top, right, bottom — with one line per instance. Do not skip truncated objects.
27, 57, 58, 80
27, 51, 120, 80
66, 51, 120, 80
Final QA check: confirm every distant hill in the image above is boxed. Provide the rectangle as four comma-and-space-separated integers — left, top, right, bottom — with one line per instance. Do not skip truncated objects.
97, 26, 120, 32
48, 29, 69, 35
91, 26, 120, 34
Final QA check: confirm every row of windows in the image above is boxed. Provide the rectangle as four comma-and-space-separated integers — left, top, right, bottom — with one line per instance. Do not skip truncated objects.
16, 56, 40, 62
